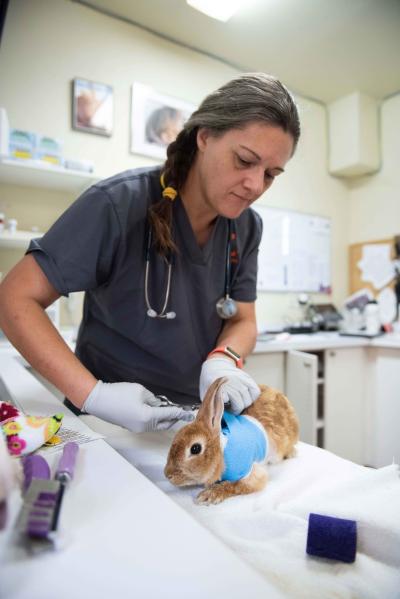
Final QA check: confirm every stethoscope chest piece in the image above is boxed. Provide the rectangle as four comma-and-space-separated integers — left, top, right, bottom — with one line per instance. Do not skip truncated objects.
216, 296, 238, 319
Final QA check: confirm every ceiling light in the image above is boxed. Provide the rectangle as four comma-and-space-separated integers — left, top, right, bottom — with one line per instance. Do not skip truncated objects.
186, 0, 245, 22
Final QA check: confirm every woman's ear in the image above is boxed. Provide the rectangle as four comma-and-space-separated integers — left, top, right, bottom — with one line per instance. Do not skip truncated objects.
196, 127, 211, 152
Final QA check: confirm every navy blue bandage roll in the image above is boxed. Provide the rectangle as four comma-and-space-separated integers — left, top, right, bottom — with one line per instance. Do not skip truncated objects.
306, 513, 357, 563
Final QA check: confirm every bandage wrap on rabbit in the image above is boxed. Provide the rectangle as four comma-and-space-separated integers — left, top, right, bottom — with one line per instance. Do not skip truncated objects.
164, 377, 299, 504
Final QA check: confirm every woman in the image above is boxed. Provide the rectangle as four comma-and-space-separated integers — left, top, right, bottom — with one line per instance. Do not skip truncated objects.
0, 73, 300, 433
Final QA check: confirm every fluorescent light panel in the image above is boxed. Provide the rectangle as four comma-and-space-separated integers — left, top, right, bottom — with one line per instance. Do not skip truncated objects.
186, 0, 246, 22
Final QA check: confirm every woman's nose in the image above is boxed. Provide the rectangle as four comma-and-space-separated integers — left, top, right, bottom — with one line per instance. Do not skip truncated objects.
242, 169, 265, 197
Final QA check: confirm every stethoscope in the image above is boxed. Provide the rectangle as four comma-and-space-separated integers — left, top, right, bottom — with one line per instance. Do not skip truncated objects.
144, 219, 238, 320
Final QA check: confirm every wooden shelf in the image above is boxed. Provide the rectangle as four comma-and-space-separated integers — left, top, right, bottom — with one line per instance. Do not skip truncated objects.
0, 157, 98, 192
0, 229, 43, 249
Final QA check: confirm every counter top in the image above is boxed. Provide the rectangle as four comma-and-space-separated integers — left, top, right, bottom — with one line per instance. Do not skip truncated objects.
0, 350, 281, 599
253, 331, 400, 353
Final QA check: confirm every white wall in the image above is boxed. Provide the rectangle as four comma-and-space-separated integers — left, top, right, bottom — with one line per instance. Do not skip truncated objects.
348, 93, 400, 244
0, 0, 351, 328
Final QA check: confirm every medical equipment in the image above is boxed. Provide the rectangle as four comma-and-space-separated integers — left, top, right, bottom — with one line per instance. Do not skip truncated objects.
156, 394, 198, 412
306, 513, 357, 563
17, 443, 79, 551
144, 219, 238, 320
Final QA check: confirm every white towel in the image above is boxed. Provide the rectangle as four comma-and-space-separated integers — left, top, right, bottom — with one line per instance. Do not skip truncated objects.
82, 417, 400, 599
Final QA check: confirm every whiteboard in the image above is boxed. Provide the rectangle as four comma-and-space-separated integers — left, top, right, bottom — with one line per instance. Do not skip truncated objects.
252, 205, 331, 293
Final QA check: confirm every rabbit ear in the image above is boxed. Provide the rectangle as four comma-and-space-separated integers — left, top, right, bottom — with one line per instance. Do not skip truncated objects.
197, 377, 226, 432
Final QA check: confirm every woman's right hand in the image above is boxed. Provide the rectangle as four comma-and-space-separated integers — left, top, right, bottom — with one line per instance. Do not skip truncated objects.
82, 381, 194, 432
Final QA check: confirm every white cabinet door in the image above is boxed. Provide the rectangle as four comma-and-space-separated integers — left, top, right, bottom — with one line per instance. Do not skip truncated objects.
365, 347, 400, 467
244, 352, 285, 391
324, 347, 366, 464
285, 350, 318, 445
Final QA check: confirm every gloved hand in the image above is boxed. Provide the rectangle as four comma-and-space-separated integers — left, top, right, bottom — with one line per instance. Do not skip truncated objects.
82, 381, 195, 433
199, 357, 260, 415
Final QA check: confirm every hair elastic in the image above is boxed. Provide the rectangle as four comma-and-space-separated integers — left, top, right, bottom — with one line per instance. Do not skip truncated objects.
160, 172, 178, 201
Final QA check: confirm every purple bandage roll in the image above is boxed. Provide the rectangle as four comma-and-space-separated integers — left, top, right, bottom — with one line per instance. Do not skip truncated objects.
306, 513, 357, 563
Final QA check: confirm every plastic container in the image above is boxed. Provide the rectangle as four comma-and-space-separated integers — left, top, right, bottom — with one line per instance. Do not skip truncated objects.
365, 300, 380, 335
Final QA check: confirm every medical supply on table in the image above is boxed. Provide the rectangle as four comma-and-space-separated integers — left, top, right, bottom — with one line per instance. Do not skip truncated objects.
17, 442, 79, 551
7, 218, 17, 234
306, 513, 357, 563
156, 395, 198, 412
365, 299, 381, 335
22, 455, 51, 493
145, 173, 239, 321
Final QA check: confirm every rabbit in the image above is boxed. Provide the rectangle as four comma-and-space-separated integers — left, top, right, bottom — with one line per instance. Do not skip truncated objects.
164, 376, 299, 505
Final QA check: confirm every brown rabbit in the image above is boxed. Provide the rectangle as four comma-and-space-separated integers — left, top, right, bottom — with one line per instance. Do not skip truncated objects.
164, 377, 299, 505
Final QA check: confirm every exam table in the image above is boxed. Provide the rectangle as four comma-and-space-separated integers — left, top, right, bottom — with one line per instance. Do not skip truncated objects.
1, 349, 399, 599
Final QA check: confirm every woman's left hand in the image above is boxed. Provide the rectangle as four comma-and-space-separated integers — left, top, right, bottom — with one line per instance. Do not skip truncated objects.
199, 357, 260, 414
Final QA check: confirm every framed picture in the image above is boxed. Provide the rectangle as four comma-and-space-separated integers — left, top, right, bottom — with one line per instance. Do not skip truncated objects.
130, 82, 196, 159
72, 78, 113, 136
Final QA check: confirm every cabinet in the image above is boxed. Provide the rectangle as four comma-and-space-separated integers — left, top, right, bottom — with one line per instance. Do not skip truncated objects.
365, 347, 400, 467
324, 347, 366, 464
244, 352, 285, 391
247, 345, 369, 465
285, 350, 318, 445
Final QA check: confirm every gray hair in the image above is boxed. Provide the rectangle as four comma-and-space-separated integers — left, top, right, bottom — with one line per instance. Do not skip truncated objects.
186, 72, 300, 146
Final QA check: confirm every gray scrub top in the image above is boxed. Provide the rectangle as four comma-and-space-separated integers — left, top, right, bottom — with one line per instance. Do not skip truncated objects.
27, 166, 262, 405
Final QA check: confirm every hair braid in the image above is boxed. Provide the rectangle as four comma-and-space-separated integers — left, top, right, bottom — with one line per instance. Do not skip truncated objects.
148, 128, 197, 257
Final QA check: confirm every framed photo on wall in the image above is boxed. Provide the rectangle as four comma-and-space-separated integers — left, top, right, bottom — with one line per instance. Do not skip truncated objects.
130, 82, 196, 159
72, 78, 113, 136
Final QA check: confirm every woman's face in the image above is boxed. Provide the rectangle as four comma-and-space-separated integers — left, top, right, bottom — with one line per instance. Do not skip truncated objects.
195, 121, 294, 219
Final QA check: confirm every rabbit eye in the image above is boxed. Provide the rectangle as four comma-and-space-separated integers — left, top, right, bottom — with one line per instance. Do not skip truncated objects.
190, 443, 202, 455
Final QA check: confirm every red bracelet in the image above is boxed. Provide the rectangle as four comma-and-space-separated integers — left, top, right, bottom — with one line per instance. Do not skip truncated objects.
207, 346, 243, 369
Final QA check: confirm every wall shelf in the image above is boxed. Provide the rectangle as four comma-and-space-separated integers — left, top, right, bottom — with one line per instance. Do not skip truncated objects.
0, 157, 98, 192
0, 229, 43, 249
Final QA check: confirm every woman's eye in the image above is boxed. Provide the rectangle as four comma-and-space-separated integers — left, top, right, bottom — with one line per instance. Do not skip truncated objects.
264, 171, 274, 181
190, 443, 202, 455
237, 155, 252, 167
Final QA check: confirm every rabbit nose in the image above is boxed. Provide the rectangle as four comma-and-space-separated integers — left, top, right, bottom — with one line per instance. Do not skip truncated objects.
164, 464, 173, 479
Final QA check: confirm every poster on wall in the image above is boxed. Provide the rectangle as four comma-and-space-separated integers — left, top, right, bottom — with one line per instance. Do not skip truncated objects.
130, 82, 196, 159
72, 78, 113, 137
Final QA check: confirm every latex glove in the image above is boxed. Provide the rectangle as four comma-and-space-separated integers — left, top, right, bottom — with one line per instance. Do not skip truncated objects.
199, 357, 260, 415
82, 381, 195, 433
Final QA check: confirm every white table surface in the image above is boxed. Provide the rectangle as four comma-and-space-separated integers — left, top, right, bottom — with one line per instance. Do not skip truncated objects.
0, 350, 282, 599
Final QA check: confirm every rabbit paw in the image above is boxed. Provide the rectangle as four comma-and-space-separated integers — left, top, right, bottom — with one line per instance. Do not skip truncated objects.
195, 485, 226, 505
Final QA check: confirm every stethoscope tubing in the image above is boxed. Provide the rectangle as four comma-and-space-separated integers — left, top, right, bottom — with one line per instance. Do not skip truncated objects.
144, 218, 237, 319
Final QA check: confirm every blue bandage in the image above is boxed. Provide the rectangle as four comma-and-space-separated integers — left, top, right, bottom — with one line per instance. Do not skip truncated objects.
306, 513, 357, 563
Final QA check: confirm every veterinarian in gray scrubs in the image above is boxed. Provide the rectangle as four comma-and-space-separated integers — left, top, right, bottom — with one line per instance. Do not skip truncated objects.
0, 74, 300, 433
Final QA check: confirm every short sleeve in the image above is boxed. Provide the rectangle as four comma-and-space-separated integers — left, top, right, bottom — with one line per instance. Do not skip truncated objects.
26, 185, 121, 296
230, 209, 263, 302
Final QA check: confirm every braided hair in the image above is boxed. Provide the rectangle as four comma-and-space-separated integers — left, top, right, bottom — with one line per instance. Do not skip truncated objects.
148, 73, 300, 257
